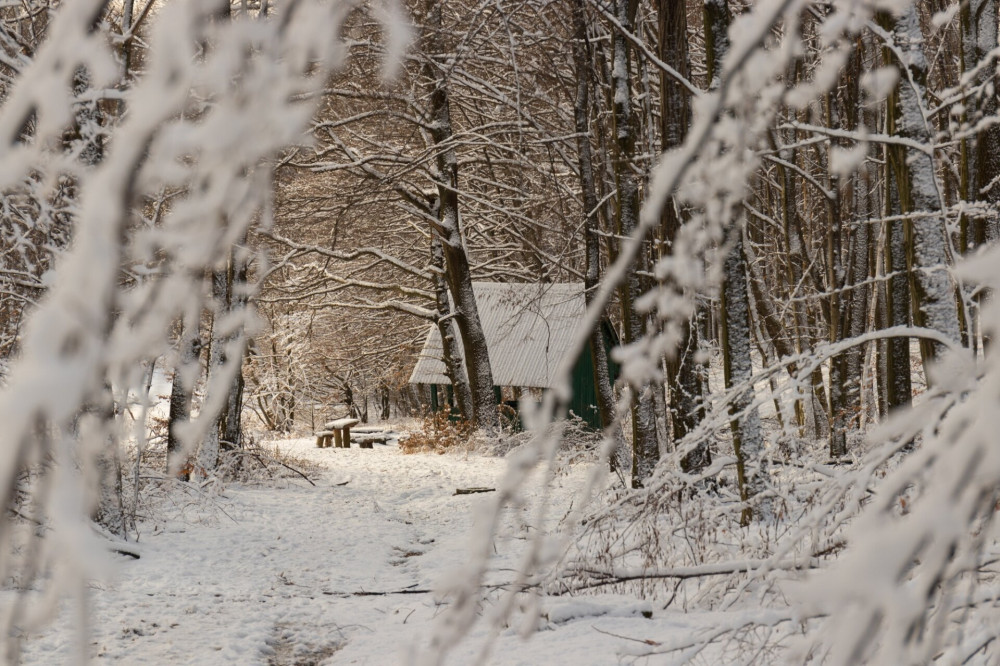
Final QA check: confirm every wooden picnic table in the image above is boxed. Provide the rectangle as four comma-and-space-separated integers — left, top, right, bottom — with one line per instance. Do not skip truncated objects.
315, 418, 360, 448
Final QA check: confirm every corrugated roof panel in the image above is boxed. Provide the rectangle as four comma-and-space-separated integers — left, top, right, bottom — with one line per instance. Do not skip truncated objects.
408, 319, 450, 385
408, 282, 587, 389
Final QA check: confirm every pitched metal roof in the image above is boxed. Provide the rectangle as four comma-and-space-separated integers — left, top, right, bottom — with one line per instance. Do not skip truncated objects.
408, 282, 587, 389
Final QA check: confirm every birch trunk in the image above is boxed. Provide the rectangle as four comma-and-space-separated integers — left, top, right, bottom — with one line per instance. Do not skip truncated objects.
963, 0, 1000, 248
889, 7, 963, 364
721, 228, 764, 522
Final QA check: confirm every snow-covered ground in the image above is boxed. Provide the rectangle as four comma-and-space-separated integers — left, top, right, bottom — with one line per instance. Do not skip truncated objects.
20, 437, 705, 665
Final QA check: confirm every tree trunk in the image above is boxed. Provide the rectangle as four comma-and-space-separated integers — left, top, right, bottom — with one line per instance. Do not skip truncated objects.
431, 230, 472, 420
964, 0, 1000, 249
660, 0, 706, 473
706, 0, 762, 520
611, 0, 658, 488
423, 0, 498, 433
883, 96, 913, 410
572, 0, 626, 472
198, 269, 229, 473
962, 0, 999, 353
888, 7, 963, 366
721, 230, 765, 522
72, 65, 125, 532
826, 40, 866, 459
168, 325, 202, 478
93, 386, 124, 537
220, 249, 247, 451
845, 55, 876, 429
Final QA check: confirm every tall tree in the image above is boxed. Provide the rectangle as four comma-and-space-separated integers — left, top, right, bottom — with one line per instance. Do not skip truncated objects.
826, 39, 871, 459
610, 0, 658, 487
880, 26, 913, 411
571, 0, 625, 471
706, 0, 762, 519
220, 249, 248, 451
421, 0, 499, 433
962, 0, 1000, 251
888, 6, 963, 368
658, 0, 708, 473
168, 323, 202, 478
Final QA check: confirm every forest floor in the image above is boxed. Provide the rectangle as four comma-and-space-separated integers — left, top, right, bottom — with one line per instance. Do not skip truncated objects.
19, 434, 709, 665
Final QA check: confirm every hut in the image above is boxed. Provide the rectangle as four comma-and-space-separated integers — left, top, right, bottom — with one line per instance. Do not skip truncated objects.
408, 282, 617, 429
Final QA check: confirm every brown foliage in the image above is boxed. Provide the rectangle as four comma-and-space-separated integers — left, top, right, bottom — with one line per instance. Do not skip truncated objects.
399, 413, 475, 455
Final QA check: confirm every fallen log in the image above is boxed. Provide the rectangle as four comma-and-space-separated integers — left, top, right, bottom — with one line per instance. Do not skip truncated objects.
453, 487, 496, 495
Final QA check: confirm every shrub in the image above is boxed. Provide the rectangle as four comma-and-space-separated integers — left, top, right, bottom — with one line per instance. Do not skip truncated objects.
399, 413, 475, 454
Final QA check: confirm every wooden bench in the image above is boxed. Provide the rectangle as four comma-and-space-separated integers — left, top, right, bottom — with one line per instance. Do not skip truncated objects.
354, 434, 388, 449
318, 418, 360, 448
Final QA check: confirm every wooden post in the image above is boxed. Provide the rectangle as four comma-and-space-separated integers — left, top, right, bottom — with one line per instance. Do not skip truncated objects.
343, 425, 351, 448
334, 429, 343, 447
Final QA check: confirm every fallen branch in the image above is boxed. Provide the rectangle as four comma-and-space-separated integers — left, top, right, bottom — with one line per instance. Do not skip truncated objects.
592, 626, 660, 646
453, 487, 495, 495
322, 586, 432, 596
91, 522, 142, 559
560, 556, 823, 593
243, 450, 316, 487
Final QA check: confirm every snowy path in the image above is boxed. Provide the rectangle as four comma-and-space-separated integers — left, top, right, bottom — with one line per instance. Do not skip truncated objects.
22, 438, 688, 665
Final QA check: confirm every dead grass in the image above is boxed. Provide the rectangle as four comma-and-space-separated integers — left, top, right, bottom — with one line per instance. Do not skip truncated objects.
399, 413, 476, 454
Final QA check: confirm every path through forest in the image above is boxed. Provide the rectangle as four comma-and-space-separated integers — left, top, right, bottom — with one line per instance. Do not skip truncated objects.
21, 437, 691, 664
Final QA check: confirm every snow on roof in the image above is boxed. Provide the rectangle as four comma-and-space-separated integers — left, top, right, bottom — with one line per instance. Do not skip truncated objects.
409, 282, 586, 389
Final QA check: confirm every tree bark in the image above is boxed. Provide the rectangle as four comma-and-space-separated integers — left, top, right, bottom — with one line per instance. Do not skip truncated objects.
422, 0, 498, 433
887, 7, 963, 366
220, 249, 247, 451
706, 0, 762, 520
963, 0, 1000, 249
611, 0, 658, 488
168, 325, 202, 478
198, 269, 229, 473
572, 0, 626, 472
431, 229, 472, 420
660, 0, 707, 473
721, 230, 764, 523
826, 40, 866, 459
883, 95, 913, 410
